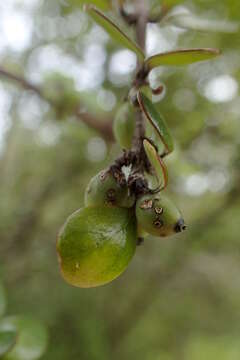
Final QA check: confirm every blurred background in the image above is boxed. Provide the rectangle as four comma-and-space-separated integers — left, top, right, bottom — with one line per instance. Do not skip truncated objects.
1, 0, 240, 359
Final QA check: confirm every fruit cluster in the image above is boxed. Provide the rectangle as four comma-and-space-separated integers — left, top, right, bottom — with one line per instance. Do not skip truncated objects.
57, 91, 186, 289
57, 5, 220, 288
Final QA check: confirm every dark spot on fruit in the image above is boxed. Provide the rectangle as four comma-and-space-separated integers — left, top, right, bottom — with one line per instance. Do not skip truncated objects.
100, 171, 107, 181
140, 199, 153, 209
154, 219, 163, 228
174, 218, 186, 233
107, 188, 116, 200
154, 207, 163, 215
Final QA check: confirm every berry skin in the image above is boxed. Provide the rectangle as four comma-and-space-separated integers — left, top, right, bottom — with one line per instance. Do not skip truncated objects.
136, 193, 186, 237
57, 206, 137, 288
84, 170, 135, 208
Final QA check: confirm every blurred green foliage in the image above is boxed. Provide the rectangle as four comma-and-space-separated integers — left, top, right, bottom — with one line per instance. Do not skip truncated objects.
0, 316, 48, 360
1, 0, 240, 359
0, 282, 47, 359
0, 281, 7, 318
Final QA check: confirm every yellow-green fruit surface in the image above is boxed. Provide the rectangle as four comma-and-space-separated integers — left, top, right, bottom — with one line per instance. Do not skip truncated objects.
57, 206, 137, 288
0, 316, 48, 360
84, 170, 135, 208
113, 103, 135, 149
136, 193, 185, 237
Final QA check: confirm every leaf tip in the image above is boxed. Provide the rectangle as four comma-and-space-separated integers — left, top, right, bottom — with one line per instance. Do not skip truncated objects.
83, 4, 98, 14
214, 48, 222, 56
83, 4, 90, 12
207, 48, 222, 57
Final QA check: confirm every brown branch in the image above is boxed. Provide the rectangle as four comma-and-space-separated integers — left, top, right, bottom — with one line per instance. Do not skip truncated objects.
131, 1, 148, 152
119, 3, 170, 25
0, 67, 46, 99
75, 108, 113, 141
135, 0, 148, 52
0, 66, 114, 142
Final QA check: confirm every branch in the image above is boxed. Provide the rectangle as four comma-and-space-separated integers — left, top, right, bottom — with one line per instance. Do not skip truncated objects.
0, 67, 45, 99
0, 66, 114, 142
119, 3, 170, 25
135, 0, 148, 52
131, 1, 148, 152
75, 108, 113, 141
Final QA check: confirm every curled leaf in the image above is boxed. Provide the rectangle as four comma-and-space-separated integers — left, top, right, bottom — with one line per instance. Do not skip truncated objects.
85, 6, 145, 62
137, 91, 174, 156
144, 48, 221, 71
143, 139, 168, 191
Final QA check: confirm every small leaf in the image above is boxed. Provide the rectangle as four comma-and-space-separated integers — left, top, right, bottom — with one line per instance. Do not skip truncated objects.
0, 330, 17, 357
143, 139, 168, 190
85, 6, 145, 62
0, 281, 7, 317
145, 48, 221, 70
137, 91, 174, 155
62, 0, 111, 12
167, 13, 239, 33
0, 316, 48, 360
83, 0, 111, 10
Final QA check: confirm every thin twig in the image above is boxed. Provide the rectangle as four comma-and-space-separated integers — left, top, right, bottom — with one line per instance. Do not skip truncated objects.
75, 108, 113, 141
0, 67, 46, 100
132, 0, 148, 152
0, 66, 114, 141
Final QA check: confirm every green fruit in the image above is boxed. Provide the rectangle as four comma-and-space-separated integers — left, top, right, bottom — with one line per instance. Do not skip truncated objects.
85, 170, 135, 208
136, 193, 186, 237
0, 316, 48, 360
57, 206, 137, 288
113, 103, 135, 149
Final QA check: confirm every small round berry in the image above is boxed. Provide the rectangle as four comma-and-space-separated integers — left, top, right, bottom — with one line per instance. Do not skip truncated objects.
85, 169, 135, 208
136, 193, 186, 237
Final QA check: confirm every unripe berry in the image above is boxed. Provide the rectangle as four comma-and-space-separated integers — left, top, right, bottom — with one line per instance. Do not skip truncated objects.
85, 169, 135, 208
57, 206, 137, 288
136, 193, 186, 237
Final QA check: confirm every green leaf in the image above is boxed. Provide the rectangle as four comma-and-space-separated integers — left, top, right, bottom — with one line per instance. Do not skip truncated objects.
168, 13, 239, 33
85, 6, 145, 62
0, 316, 48, 360
137, 91, 174, 155
62, 0, 111, 12
144, 48, 221, 70
0, 330, 17, 357
0, 281, 7, 317
82, 0, 111, 10
143, 139, 168, 190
